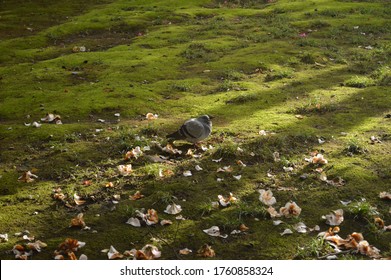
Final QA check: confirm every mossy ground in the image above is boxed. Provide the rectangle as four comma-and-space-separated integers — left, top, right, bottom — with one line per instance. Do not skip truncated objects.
0, 0, 390, 260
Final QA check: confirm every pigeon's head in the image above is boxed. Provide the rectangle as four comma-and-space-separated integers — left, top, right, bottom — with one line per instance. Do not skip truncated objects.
198, 115, 213, 125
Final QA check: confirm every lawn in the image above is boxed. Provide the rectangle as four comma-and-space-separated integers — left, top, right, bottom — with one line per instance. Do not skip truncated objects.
0, 0, 390, 260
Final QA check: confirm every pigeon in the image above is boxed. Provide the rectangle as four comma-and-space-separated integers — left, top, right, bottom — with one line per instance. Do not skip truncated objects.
166, 115, 212, 143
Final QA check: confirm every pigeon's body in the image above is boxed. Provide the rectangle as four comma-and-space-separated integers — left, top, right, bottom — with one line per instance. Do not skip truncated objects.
167, 115, 212, 143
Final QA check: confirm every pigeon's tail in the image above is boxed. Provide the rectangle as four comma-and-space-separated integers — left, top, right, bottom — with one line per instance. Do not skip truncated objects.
166, 130, 184, 140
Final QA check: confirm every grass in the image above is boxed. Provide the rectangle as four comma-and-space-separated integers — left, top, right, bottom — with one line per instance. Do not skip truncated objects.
1, 0, 391, 260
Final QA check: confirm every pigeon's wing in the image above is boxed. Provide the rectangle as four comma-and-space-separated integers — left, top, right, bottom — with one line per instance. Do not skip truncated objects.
180, 119, 205, 140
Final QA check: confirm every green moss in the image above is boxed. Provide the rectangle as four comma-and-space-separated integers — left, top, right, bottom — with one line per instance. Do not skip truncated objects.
1, 0, 391, 260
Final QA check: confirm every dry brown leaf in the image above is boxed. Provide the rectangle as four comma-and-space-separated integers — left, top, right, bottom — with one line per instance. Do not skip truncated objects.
374, 217, 385, 229
279, 201, 302, 218
74, 193, 86, 205
146, 113, 158, 120
125, 147, 143, 160
267, 206, 281, 218
379, 191, 391, 200
70, 213, 86, 228
179, 248, 192, 255
323, 209, 344, 226
258, 189, 276, 206
117, 164, 133, 176
239, 224, 249, 232
18, 171, 38, 182
129, 191, 144, 200
197, 244, 215, 258
145, 209, 159, 225
218, 192, 237, 207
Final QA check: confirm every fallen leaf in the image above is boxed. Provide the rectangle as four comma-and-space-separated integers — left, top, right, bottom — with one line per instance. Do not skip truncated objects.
79, 254, 88, 260
258, 189, 277, 206
0, 233, 8, 242
145, 209, 159, 225
105, 182, 114, 188
323, 209, 344, 226
267, 206, 281, 218
379, 192, 391, 200
162, 144, 182, 155
142, 244, 161, 259
374, 217, 385, 229
146, 113, 158, 120
294, 222, 307, 233
197, 244, 215, 258
117, 164, 133, 176
125, 146, 143, 160
218, 192, 237, 207
179, 248, 192, 255
195, 165, 203, 171
237, 160, 246, 167
108, 245, 123, 260
239, 224, 249, 232
160, 219, 173, 226
164, 202, 182, 214
358, 240, 381, 258
70, 213, 86, 228
283, 166, 294, 172
126, 217, 141, 227
311, 153, 328, 165
203, 226, 224, 237
73, 193, 86, 205
233, 175, 242, 180
129, 191, 144, 200
18, 171, 38, 182
273, 152, 280, 162
217, 166, 233, 173
26, 240, 47, 252
280, 201, 302, 218
183, 170, 192, 177
281, 229, 293, 236
273, 220, 284, 226
212, 158, 223, 162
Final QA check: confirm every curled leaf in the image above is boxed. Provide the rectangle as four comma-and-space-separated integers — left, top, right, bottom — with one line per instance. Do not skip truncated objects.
218, 192, 237, 207
267, 206, 281, 218
323, 209, 344, 226
279, 201, 302, 218
125, 147, 143, 160
258, 189, 276, 206
26, 240, 47, 252
164, 203, 182, 215
0, 233, 8, 242
117, 164, 133, 176
18, 171, 38, 182
73, 193, 86, 206
294, 222, 307, 233
281, 229, 293, 236
70, 213, 86, 228
126, 217, 141, 227
379, 192, 391, 200
145, 209, 159, 225
183, 170, 192, 177
129, 191, 144, 201
160, 219, 173, 226
311, 153, 328, 165
203, 226, 227, 238
195, 165, 203, 171
108, 245, 123, 260
197, 244, 215, 258
162, 144, 182, 155
179, 248, 192, 255
146, 113, 158, 120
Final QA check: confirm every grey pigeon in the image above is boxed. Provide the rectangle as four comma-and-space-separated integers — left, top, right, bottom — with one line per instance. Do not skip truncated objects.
166, 115, 212, 143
